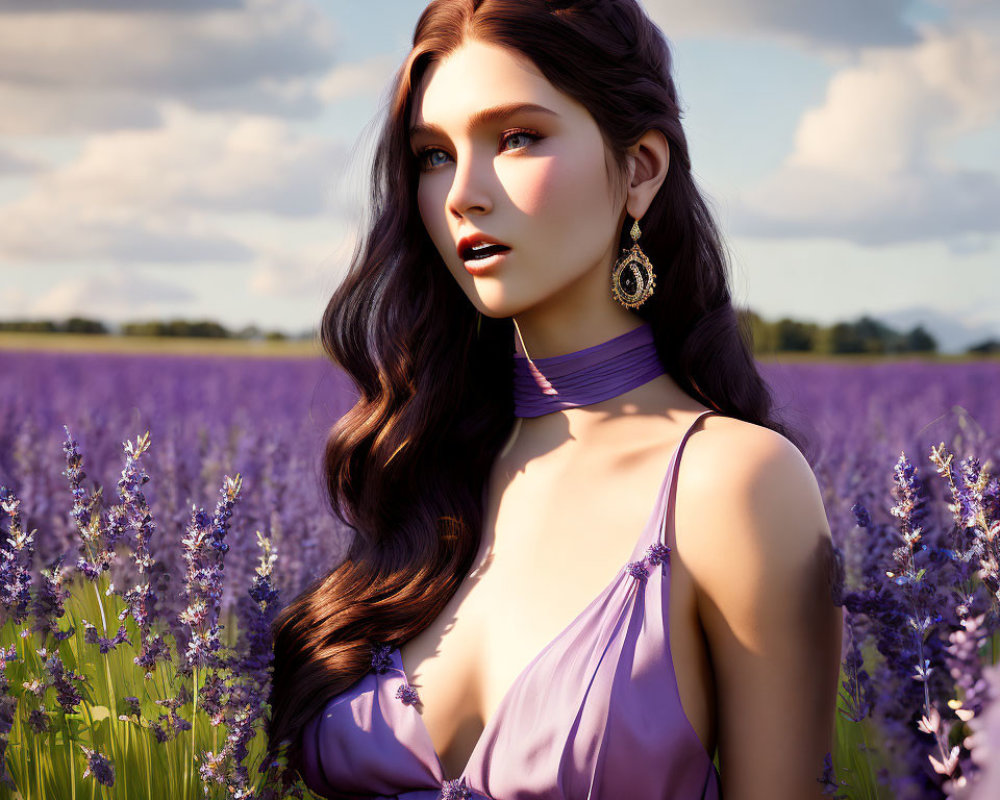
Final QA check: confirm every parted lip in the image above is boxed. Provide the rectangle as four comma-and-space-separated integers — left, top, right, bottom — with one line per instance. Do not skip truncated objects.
456, 232, 511, 261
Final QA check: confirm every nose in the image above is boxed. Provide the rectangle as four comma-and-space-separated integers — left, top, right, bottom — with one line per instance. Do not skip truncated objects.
446, 147, 493, 220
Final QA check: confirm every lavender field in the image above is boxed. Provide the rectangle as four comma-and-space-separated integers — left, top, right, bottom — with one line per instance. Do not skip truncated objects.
1, 347, 998, 798
1, 349, 357, 628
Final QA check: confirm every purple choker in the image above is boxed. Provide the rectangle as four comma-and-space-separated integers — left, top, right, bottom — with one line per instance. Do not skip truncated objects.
512, 322, 665, 418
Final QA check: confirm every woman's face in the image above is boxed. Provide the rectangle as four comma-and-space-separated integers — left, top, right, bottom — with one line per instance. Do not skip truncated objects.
409, 38, 625, 322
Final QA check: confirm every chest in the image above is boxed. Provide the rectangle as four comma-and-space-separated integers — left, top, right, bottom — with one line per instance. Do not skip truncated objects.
397, 437, 716, 780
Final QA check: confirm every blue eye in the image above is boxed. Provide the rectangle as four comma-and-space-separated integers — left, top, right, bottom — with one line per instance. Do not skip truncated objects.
499, 129, 540, 152
417, 147, 448, 169
416, 128, 541, 172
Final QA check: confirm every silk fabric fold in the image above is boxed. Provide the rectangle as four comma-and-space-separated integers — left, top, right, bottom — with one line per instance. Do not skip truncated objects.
512, 322, 664, 417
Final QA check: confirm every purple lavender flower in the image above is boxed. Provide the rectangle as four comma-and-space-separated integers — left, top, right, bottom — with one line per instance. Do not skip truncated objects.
133, 632, 169, 677
179, 474, 243, 673
237, 532, 280, 688
197, 670, 229, 727
27, 706, 49, 734
0, 646, 16, 674
118, 581, 158, 630
120, 695, 141, 719
199, 749, 228, 785
197, 698, 262, 793
151, 685, 193, 743
61, 427, 93, 532
945, 612, 991, 719
931, 443, 1000, 605
223, 700, 256, 780
82, 620, 131, 654
40, 649, 86, 713
838, 619, 874, 724
98, 431, 176, 679
120, 580, 171, 676
79, 744, 115, 787
30, 554, 75, 644
840, 449, 969, 798
0, 644, 19, 789
888, 452, 961, 785
816, 751, 847, 798
115, 431, 156, 572
61, 427, 114, 581
926, 442, 1000, 788
0, 487, 35, 625
851, 502, 871, 529
0, 694, 16, 791
195, 531, 283, 798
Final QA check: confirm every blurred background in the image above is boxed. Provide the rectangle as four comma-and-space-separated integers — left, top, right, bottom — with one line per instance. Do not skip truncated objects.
0, 0, 998, 353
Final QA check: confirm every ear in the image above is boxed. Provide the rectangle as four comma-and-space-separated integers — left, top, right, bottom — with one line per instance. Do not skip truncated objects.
624, 129, 670, 222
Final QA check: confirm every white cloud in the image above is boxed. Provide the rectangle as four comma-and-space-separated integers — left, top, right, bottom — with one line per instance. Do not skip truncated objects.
28, 270, 196, 321
644, 0, 917, 49
26, 104, 343, 217
0, 0, 335, 134
0, 203, 252, 264
0, 146, 45, 175
729, 22, 1000, 249
0, 83, 162, 137
0, 284, 29, 317
248, 233, 357, 299
316, 54, 400, 104
0, 105, 346, 263
0, 1, 241, 11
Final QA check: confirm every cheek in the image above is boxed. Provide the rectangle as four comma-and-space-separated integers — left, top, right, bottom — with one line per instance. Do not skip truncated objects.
505, 156, 560, 215
417, 181, 449, 250
507, 150, 611, 226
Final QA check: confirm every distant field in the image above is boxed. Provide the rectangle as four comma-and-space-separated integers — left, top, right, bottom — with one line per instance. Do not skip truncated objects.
754, 349, 999, 364
0, 331, 324, 358
1, 330, 995, 364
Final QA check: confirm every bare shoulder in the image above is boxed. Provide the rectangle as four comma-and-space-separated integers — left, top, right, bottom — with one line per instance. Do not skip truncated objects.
676, 413, 834, 627
675, 413, 844, 797
682, 412, 823, 505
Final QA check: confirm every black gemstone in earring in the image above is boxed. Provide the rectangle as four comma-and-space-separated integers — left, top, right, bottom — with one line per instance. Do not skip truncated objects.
611, 219, 656, 309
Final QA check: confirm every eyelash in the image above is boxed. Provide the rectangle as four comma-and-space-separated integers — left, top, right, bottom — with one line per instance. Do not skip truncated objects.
416, 128, 541, 172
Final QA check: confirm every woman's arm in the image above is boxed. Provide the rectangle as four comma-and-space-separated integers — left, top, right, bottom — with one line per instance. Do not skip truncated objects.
680, 420, 844, 800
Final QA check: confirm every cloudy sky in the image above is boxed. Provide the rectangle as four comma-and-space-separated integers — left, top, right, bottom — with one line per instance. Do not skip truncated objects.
1, 0, 997, 349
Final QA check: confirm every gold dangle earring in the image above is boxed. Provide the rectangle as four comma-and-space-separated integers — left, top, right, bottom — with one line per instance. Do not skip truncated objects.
611, 217, 656, 309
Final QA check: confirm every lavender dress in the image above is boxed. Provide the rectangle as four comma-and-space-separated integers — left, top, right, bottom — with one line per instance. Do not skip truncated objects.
300, 409, 722, 799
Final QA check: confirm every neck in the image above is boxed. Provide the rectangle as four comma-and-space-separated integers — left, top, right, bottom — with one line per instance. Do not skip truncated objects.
510, 302, 646, 360
511, 319, 665, 418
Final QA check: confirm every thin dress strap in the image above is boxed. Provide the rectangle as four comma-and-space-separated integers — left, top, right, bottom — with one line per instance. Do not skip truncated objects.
658, 409, 719, 550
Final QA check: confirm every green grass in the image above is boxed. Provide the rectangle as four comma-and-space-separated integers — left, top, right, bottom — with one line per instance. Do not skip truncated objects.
0, 569, 320, 800
0, 332, 323, 359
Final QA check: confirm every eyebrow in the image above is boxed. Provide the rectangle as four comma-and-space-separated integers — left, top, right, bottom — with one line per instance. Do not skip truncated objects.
408, 101, 559, 139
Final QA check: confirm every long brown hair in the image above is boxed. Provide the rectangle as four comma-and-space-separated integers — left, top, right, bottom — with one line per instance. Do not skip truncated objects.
267, 0, 808, 773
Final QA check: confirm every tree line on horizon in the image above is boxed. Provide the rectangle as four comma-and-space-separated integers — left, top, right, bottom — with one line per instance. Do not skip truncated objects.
0, 317, 312, 342
737, 309, 1000, 356
1, 312, 998, 356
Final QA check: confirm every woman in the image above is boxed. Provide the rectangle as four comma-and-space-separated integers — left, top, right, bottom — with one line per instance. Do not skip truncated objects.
269, 1, 844, 798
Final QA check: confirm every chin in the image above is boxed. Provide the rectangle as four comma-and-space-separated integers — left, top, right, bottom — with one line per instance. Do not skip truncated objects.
465, 291, 534, 321
475, 304, 517, 321
460, 275, 563, 321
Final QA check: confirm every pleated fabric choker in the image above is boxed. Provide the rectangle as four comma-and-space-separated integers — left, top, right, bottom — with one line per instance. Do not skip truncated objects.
512, 322, 665, 418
